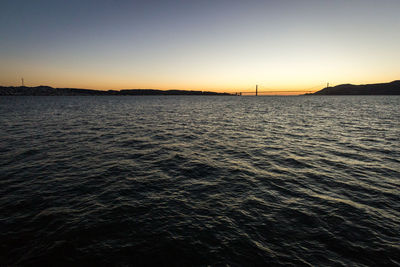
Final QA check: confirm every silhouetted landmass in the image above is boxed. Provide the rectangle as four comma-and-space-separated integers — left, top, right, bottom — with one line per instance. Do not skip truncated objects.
0, 86, 233, 96
312, 81, 400, 95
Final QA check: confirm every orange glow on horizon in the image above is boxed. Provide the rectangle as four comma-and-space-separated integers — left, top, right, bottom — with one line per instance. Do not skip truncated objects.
0, 79, 320, 95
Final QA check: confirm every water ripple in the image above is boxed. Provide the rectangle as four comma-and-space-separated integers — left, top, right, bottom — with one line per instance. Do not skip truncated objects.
0, 95, 399, 266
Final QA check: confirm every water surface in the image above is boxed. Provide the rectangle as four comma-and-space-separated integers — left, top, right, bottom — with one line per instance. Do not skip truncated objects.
1, 96, 399, 266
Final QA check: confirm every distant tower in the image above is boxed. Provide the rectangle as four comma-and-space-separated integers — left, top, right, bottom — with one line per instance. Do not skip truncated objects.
327, 82, 329, 88
21, 77, 24, 86
256, 84, 258, 96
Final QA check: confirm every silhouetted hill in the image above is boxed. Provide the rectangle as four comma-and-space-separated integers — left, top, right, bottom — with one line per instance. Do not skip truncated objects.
0, 86, 232, 96
312, 81, 400, 95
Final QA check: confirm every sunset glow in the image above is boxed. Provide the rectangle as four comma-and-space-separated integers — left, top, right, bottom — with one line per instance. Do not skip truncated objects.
1, 0, 399, 93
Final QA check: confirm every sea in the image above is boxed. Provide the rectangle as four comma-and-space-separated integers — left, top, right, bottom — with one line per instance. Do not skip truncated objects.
0, 95, 399, 266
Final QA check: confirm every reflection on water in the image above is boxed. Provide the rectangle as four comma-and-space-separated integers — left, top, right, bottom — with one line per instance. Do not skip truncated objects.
0, 95, 399, 265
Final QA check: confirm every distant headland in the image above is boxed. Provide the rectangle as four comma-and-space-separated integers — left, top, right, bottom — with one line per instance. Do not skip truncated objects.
311, 80, 400, 95
2, 81, 400, 96
0, 86, 233, 96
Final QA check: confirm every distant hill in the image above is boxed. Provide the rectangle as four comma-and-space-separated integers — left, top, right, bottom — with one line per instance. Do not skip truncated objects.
312, 81, 400, 95
0, 86, 232, 96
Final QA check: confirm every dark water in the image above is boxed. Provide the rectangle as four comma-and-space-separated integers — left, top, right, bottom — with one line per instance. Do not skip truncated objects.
1, 96, 399, 266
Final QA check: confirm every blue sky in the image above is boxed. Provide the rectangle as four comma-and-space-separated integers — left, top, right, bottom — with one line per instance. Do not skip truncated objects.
1, 0, 399, 91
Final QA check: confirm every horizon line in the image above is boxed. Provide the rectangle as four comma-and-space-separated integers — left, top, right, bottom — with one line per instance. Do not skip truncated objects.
0, 84, 320, 95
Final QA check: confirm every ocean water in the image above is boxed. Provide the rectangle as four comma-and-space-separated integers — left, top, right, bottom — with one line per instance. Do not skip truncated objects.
0, 95, 399, 266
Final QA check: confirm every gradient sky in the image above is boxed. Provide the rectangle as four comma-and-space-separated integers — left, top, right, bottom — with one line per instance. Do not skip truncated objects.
1, 0, 399, 92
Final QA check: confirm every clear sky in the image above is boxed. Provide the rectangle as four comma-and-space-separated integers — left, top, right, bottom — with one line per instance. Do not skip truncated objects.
1, 0, 399, 92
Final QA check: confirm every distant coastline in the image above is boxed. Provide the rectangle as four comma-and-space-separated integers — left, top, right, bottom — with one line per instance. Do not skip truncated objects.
0, 86, 233, 96
2, 80, 400, 96
310, 80, 400, 95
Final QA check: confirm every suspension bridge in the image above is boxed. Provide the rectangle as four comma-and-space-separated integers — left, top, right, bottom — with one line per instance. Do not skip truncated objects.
235, 83, 328, 96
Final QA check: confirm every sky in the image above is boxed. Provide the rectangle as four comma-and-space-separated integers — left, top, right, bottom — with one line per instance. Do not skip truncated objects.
1, 0, 399, 93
